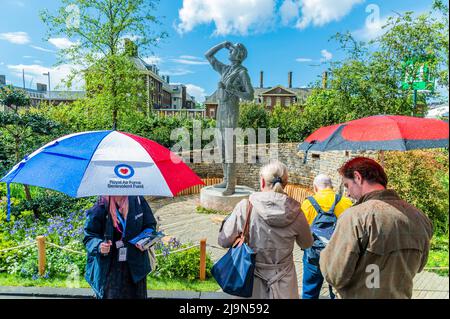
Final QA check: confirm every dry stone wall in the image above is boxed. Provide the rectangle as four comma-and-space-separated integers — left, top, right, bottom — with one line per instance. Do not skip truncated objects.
184, 143, 379, 192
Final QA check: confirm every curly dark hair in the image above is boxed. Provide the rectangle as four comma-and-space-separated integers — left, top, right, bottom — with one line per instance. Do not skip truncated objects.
338, 157, 388, 187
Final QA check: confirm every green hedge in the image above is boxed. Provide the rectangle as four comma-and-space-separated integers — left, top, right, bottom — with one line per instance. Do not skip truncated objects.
384, 149, 449, 235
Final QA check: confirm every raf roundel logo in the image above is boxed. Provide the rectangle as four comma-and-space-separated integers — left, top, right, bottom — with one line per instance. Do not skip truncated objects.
114, 164, 135, 179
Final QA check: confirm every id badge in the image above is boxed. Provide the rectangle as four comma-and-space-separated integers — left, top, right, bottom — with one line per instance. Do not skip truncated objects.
116, 240, 124, 249
118, 247, 127, 262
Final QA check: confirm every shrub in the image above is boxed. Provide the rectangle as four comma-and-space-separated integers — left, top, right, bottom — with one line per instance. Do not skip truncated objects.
2, 242, 86, 279
8, 190, 95, 221
269, 104, 305, 142
384, 149, 449, 235
0, 206, 87, 279
152, 239, 213, 281
238, 103, 269, 131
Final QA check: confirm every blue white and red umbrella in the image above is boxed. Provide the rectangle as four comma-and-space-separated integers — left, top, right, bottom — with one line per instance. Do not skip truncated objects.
1, 130, 204, 221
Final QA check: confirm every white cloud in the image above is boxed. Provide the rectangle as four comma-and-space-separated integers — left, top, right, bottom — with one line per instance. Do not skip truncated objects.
0, 31, 30, 44
143, 56, 163, 65
7, 63, 84, 90
122, 35, 142, 42
23, 55, 33, 59
320, 49, 333, 61
180, 55, 200, 60
161, 68, 194, 76
185, 84, 207, 102
294, 0, 364, 29
296, 57, 313, 62
48, 37, 78, 49
352, 19, 386, 41
280, 0, 301, 25
30, 45, 56, 53
177, 0, 276, 36
172, 56, 208, 65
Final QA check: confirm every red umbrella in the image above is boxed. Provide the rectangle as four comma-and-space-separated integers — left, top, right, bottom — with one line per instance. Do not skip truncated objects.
298, 115, 449, 155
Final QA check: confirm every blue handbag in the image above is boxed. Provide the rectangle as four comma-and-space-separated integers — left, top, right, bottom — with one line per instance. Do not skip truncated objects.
211, 200, 256, 297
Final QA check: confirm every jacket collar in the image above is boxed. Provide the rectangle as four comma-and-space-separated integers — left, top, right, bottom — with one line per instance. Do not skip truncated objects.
356, 189, 401, 206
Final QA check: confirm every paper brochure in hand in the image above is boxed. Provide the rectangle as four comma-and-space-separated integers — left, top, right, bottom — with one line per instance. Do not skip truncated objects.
129, 228, 164, 251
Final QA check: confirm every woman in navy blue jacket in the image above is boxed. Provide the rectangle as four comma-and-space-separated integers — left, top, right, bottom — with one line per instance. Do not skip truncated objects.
83, 195, 157, 299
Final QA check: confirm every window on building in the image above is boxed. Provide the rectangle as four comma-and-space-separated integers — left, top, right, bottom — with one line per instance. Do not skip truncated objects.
285, 98, 291, 106
265, 97, 271, 107
210, 109, 215, 118
276, 97, 281, 105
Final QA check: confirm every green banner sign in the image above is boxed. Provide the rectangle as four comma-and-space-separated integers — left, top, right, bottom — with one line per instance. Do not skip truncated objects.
401, 58, 435, 91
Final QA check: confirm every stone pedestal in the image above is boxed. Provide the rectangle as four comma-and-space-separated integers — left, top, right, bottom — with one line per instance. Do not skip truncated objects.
200, 185, 255, 213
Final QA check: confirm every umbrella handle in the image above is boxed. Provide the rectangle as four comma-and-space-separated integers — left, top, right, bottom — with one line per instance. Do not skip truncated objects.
6, 183, 11, 222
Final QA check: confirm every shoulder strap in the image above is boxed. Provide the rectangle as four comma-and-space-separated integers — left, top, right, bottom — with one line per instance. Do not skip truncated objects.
307, 196, 324, 215
308, 194, 342, 215
233, 199, 253, 247
328, 193, 342, 215
242, 199, 253, 243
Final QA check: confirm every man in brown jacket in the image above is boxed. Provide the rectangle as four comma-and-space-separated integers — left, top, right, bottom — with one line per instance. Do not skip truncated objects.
320, 157, 433, 299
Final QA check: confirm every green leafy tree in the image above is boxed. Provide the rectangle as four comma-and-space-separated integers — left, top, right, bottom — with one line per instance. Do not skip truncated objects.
384, 150, 449, 235
40, 0, 168, 129
238, 103, 269, 131
0, 87, 60, 216
0, 85, 30, 113
269, 104, 304, 142
301, 4, 449, 138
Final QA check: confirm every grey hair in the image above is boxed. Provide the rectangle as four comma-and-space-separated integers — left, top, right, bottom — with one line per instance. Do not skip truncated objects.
313, 174, 333, 190
260, 160, 288, 193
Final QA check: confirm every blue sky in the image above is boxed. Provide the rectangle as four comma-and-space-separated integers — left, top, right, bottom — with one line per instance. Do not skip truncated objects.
0, 0, 442, 102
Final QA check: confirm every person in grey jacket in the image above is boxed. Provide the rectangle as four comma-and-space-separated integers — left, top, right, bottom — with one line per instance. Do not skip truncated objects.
218, 160, 313, 298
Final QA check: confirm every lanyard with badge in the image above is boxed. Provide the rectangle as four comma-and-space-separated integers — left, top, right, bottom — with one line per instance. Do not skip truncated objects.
115, 207, 127, 262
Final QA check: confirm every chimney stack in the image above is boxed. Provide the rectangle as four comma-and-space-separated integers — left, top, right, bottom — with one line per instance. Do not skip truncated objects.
288, 71, 293, 89
0, 75, 5, 86
166, 76, 170, 84
322, 71, 328, 89
260, 71, 264, 88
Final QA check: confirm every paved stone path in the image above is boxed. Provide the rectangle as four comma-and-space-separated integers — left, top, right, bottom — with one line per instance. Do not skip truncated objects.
149, 195, 449, 299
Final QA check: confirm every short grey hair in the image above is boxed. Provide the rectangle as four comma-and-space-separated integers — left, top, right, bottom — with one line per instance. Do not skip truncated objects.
313, 174, 333, 190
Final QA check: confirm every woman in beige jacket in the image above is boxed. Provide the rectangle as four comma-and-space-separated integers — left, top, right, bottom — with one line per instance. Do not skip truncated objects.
218, 161, 313, 299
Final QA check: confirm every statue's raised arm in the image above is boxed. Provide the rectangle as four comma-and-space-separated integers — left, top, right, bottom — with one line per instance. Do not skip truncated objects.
205, 41, 233, 75
205, 41, 254, 196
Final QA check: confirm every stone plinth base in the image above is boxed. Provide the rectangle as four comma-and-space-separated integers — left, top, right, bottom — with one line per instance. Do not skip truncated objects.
200, 185, 255, 213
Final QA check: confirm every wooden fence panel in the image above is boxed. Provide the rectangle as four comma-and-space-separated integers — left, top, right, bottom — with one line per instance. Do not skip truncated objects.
177, 177, 224, 196
284, 184, 314, 204
177, 180, 312, 201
